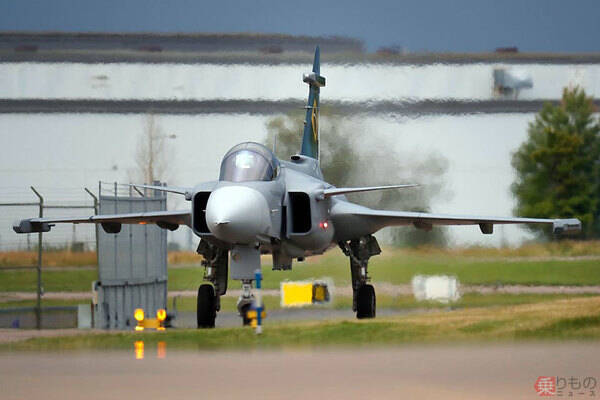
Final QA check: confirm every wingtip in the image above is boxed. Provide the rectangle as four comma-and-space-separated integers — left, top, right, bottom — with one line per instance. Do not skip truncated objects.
13, 219, 52, 233
553, 218, 582, 235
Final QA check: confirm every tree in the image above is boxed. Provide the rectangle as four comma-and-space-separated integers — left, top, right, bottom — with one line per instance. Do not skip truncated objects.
511, 87, 600, 239
129, 114, 174, 184
265, 111, 450, 247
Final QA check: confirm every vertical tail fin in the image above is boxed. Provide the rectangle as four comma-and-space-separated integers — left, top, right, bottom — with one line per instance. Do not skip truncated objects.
300, 46, 326, 159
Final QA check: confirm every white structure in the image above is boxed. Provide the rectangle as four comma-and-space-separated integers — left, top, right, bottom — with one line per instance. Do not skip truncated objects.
2, 56, 599, 249
412, 275, 461, 303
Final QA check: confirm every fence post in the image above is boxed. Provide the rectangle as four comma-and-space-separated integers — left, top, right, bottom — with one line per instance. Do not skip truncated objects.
30, 186, 43, 330
84, 187, 99, 257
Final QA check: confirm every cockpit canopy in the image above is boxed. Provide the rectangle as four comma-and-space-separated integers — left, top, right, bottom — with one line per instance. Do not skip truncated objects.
219, 142, 280, 182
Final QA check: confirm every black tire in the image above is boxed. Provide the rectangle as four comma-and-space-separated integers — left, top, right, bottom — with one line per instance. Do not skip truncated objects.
240, 303, 252, 326
197, 284, 217, 328
239, 303, 266, 326
356, 284, 376, 319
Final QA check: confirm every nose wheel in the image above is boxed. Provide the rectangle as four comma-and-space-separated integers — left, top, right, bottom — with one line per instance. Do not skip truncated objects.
237, 283, 254, 326
197, 284, 217, 328
239, 303, 252, 326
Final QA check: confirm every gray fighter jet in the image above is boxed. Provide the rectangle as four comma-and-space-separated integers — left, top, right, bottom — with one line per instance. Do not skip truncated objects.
14, 47, 581, 328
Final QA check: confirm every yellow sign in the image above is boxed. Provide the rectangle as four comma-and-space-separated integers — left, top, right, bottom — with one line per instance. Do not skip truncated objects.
281, 281, 314, 307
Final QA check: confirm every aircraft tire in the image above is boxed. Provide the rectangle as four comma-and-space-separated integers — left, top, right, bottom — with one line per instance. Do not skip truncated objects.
356, 284, 376, 319
240, 303, 252, 326
239, 303, 267, 326
197, 284, 217, 328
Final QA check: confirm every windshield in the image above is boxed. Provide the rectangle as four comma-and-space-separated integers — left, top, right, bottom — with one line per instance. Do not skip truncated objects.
219, 143, 279, 182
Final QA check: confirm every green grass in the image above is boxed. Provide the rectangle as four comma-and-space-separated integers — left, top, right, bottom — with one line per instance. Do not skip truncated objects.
3, 296, 599, 352
4, 293, 591, 313
0, 268, 97, 292
515, 315, 600, 339
2, 248, 600, 293
170, 292, 596, 313
0, 299, 84, 309
167, 253, 600, 290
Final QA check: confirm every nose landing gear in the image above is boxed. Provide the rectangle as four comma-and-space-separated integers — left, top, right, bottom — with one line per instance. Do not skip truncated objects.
237, 281, 254, 326
237, 277, 266, 329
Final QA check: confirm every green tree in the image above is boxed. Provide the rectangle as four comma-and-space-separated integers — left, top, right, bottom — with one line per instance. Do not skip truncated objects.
265, 111, 450, 247
511, 87, 600, 239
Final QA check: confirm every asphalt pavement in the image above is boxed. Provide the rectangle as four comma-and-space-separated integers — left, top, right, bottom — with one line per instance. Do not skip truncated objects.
2, 343, 598, 399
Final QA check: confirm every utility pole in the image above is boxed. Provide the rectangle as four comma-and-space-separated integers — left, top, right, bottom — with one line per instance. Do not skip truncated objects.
31, 186, 43, 330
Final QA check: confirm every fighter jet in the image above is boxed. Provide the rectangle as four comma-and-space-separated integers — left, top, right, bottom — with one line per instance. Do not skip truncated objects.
14, 47, 581, 328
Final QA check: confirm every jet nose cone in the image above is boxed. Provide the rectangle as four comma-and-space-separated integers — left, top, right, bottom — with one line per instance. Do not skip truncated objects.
205, 186, 271, 244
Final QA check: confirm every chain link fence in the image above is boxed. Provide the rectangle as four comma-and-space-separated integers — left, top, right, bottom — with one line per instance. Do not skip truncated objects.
0, 186, 97, 329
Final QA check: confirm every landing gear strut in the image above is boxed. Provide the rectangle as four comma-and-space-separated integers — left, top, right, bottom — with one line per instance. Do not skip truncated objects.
339, 235, 381, 319
196, 240, 229, 328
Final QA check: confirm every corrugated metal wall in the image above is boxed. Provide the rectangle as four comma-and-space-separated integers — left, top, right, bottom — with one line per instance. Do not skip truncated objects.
95, 183, 167, 329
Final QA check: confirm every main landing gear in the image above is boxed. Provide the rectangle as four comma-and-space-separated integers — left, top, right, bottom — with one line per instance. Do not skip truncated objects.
197, 284, 217, 328
196, 240, 228, 328
339, 235, 381, 319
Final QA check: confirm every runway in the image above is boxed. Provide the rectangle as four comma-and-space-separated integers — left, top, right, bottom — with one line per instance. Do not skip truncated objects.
1, 343, 598, 399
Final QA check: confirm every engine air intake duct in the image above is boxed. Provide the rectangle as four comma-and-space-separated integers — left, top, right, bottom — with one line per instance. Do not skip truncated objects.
192, 192, 211, 234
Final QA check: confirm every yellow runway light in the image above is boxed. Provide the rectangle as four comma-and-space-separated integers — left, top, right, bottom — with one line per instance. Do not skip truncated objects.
134, 308, 145, 322
134, 308, 167, 331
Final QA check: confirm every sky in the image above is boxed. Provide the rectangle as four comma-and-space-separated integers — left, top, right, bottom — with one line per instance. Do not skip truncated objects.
1, 0, 600, 53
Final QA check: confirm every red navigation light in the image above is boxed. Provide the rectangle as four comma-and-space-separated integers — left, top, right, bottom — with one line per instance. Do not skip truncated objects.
319, 221, 329, 230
